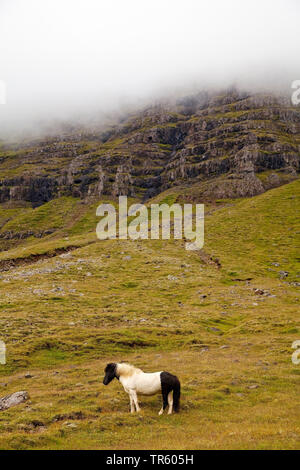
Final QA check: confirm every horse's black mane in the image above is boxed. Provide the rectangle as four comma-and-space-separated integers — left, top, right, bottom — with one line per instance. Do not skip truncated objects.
105, 362, 116, 373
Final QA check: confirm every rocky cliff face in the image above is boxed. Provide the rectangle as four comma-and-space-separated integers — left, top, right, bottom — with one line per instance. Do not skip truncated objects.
0, 89, 299, 206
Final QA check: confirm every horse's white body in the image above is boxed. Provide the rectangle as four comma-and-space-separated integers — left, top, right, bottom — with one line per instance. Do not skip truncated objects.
119, 369, 162, 395
117, 363, 173, 414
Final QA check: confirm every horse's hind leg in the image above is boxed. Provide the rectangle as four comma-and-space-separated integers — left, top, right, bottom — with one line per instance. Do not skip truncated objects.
167, 391, 173, 415
159, 389, 169, 415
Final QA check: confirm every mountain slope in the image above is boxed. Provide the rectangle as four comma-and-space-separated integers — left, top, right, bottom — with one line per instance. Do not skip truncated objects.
0, 90, 299, 210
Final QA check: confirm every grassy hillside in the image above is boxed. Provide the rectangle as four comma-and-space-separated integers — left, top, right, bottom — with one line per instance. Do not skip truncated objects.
0, 180, 299, 449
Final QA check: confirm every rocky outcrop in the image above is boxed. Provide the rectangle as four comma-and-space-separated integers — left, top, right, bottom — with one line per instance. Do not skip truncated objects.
87, 165, 106, 197
112, 161, 135, 197
0, 176, 57, 206
0, 90, 299, 205
0, 229, 55, 240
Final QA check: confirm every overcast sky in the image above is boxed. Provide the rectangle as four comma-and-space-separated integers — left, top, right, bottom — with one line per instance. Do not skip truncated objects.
0, 0, 300, 137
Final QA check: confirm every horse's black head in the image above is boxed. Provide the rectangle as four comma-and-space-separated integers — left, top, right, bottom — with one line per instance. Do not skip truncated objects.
103, 363, 118, 385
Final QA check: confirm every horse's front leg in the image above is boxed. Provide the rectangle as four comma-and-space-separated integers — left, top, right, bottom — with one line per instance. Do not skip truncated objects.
131, 390, 141, 412
129, 393, 135, 413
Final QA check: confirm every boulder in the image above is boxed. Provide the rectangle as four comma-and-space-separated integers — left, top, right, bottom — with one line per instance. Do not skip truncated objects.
0, 391, 29, 411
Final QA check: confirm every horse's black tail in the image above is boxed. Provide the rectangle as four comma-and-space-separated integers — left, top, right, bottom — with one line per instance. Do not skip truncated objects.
161, 372, 181, 413
173, 376, 181, 413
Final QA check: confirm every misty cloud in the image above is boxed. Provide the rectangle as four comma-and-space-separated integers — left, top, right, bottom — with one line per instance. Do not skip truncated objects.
0, 0, 300, 137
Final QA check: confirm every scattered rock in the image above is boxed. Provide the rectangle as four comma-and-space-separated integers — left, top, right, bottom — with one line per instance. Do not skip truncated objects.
59, 253, 73, 259
51, 286, 64, 293
30, 420, 45, 428
247, 384, 260, 390
200, 347, 209, 354
0, 391, 29, 411
64, 422, 78, 428
32, 289, 44, 295
123, 256, 131, 261
52, 411, 85, 422
253, 288, 270, 296
279, 271, 289, 279
167, 275, 178, 281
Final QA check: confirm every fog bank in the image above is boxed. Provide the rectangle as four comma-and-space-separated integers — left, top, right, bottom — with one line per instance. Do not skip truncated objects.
0, 0, 300, 138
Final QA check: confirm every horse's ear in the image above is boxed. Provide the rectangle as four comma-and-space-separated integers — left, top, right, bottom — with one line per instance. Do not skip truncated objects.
105, 362, 117, 373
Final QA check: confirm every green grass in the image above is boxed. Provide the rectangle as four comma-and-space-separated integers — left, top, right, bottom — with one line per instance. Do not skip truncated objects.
205, 179, 300, 280
0, 180, 299, 449
1, 197, 79, 234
